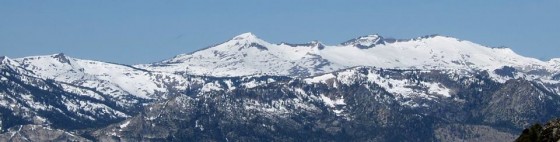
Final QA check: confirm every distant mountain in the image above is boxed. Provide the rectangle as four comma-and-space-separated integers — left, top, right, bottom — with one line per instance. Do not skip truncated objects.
138, 33, 558, 78
0, 33, 559, 141
137, 33, 338, 77
0, 54, 196, 132
12, 53, 188, 99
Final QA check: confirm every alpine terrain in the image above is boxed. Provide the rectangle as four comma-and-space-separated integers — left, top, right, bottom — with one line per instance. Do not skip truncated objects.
1, 33, 559, 141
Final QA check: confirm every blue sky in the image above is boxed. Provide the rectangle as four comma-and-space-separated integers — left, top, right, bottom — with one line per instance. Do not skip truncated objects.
1, 0, 559, 64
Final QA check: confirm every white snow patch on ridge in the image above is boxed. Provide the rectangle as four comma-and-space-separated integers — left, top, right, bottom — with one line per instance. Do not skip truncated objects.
422, 82, 451, 97
320, 94, 345, 107
305, 68, 455, 107
120, 120, 131, 129
305, 73, 336, 84
201, 81, 223, 92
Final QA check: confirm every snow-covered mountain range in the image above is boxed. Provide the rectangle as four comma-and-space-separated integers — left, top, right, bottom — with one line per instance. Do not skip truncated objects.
1, 54, 190, 131
138, 32, 559, 78
10, 53, 188, 100
1, 32, 560, 141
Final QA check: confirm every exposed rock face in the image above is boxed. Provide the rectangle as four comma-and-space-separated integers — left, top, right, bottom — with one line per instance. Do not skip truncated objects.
515, 118, 560, 142
0, 125, 89, 142
483, 79, 560, 129
553, 73, 560, 80
435, 124, 517, 142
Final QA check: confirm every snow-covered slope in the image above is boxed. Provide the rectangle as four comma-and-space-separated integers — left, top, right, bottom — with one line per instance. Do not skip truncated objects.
91, 66, 559, 142
340, 34, 386, 48
138, 33, 341, 77
549, 58, 560, 70
13, 53, 187, 101
322, 35, 546, 71
0, 56, 20, 68
1, 54, 195, 130
138, 33, 555, 77
1, 61, 130, 130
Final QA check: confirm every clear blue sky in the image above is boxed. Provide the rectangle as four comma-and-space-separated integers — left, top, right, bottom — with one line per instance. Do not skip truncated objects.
1, 0, 559, 64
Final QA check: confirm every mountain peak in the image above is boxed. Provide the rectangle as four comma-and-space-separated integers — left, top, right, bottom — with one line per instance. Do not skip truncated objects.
213, 32, 271, 51
361, 34, 382, 38
550, 58, 560, 62
53, 52, 65, 57
227, 32, 267, 45
232, 32, 259, 41
418, 34, 440, 39
0, 56, 18, 67
341, 34, 385, 49
52, 53, 71, 64
0, 56, 8, 64
412, 34, 458, 41
309, 40, 320, 44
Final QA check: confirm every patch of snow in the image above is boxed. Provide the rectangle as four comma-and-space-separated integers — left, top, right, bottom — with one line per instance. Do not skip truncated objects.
294, 88, 307, 95
223, 80, 236, 91
333, 109, 344, 114
320, 94, 345, 107
243, 80, 266, 88
195, 120, 204, 131
63, 98, 128, 120
305, 73, 336, 84
351, 69, 456, 107
201, 81, 223, 92
336, 69, 359, 85
146, 116, 158, 121
422, 82, 451, 97
60, 84, 105, 100
267, 78, 276, 83
119, 120, 131, 129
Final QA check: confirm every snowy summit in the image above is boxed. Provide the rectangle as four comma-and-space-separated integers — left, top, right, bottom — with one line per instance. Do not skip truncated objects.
137, 32, 557, 77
